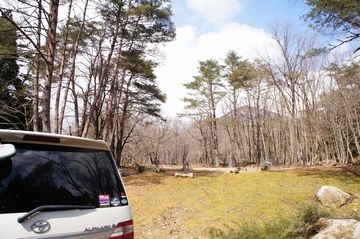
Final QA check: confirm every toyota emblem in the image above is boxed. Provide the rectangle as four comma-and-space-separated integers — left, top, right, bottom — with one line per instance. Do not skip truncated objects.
31, 220, 51, 234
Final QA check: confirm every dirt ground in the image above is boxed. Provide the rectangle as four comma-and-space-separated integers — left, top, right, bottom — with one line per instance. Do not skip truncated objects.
120, 164, 360, 176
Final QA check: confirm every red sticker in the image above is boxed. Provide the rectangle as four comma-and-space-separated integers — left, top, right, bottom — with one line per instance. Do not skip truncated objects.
99, 194, 110, 207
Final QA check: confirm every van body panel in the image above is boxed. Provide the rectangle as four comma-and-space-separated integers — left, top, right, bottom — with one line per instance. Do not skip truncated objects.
0, 207, 132, 238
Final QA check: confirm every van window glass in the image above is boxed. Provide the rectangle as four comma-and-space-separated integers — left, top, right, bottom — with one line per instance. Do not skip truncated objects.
0, 143, 124, 214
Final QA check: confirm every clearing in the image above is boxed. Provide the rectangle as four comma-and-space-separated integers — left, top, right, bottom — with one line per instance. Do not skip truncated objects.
122, 166, 360, 238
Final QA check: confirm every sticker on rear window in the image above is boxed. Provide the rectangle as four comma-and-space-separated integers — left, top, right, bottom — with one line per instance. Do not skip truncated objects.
111, 197, 121, 207
99, 195, 110, 207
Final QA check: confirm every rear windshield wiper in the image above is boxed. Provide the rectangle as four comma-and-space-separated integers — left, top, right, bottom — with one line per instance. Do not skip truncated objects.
17, 205, 95, 223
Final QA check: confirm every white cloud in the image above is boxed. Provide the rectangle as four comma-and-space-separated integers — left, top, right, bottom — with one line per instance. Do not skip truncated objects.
155, 23, 276, 119
327, 42, 353, 63
186, 0, 243, 25
195, 23, 275, 60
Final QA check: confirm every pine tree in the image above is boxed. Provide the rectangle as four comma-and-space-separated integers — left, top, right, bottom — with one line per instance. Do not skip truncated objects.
304, 0, 360, 52
183, 59, 226, 167
223, 51, 255, 164
0, 11, 32, 130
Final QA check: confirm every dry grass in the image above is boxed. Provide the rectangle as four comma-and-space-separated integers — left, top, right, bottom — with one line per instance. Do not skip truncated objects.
122, 167, 360, 238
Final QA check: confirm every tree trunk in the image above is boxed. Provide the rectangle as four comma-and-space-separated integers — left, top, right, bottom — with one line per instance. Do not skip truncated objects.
81, 21, 120, 138
182, 144, 190, 172
58, 0, 89, 134
116, 76, 133, 165
42, 0, 59, 133
55, 0, 73, 134
33, 0, 42, 132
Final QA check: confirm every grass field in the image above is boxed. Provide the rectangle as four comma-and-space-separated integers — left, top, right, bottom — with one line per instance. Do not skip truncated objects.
122, 167, 360, 238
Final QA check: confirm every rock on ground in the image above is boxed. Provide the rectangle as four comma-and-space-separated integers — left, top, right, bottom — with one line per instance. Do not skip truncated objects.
260, 160, 272, 170
137, 165, 165, 173
312, 218, 360, 239
316, 186, 353, 208
174, 172, 194, 178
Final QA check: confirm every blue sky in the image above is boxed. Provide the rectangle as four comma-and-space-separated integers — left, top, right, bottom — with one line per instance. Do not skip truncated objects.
156, 0, 316, 118
235, 0, 309, 29
172, 0, 311, 34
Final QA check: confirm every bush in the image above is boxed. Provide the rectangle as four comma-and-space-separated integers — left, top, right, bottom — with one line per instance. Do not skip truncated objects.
298, 203, 330, 224
209, 219, 296, 239
209, 203, 330, 239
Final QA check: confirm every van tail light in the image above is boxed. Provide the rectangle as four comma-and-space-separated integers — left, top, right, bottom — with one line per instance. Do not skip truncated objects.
120, 191, 128, 205
120, 191, 127, 198
110, 220, 134, 239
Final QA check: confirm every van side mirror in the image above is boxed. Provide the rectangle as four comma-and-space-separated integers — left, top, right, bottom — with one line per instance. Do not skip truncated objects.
0, 144, 16, 159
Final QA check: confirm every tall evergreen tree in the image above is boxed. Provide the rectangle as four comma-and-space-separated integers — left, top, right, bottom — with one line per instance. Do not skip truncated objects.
223, 51, 255, 164
0, 11, 32, 130
183, 59, 226, 167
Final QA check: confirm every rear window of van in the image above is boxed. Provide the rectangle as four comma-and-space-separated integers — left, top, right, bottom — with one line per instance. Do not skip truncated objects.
0, 143, 126, 214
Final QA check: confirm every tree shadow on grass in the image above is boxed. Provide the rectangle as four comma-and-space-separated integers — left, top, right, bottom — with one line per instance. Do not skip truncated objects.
123, 170, 223, 186
291, 166, 360, 187
122, 172, 173, 186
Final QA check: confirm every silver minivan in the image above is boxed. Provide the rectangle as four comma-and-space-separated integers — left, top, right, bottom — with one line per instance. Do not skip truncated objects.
0, 130, 133, 238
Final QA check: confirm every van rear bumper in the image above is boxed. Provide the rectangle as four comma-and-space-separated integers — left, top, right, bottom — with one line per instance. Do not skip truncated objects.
19, 229, 112, 239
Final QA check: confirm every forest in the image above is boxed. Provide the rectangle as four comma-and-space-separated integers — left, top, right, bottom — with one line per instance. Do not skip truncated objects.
0, 0, 359, 168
